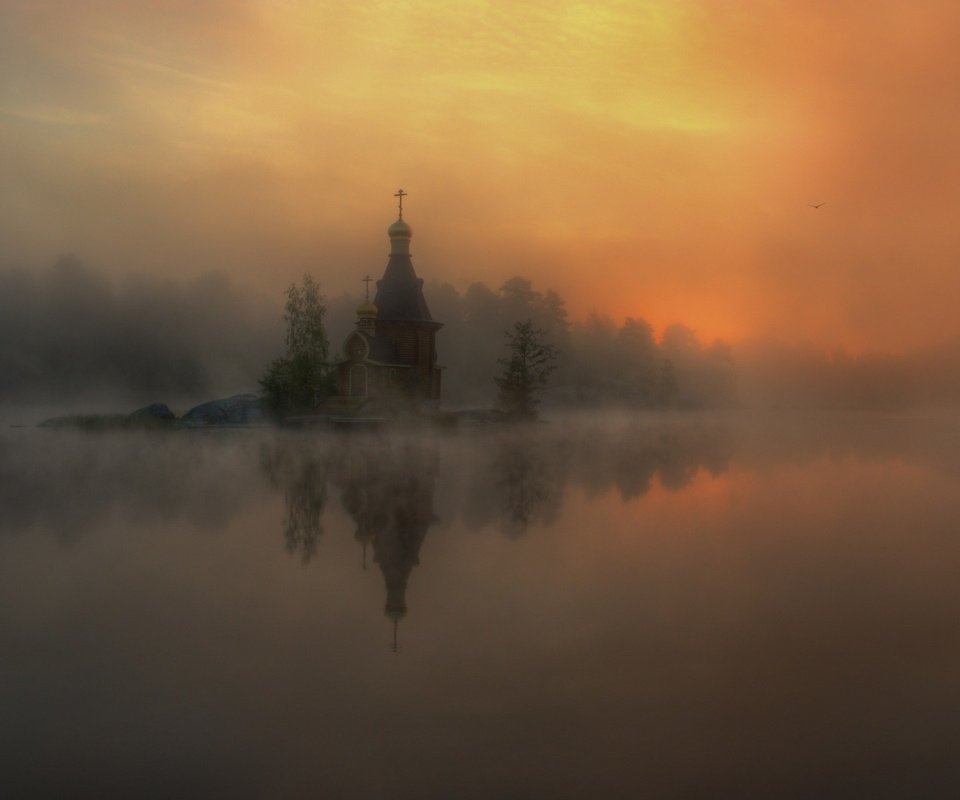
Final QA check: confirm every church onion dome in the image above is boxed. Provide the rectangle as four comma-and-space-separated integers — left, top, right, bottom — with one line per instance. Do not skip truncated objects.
388, 217, 412, 239
356, 300, 378, 319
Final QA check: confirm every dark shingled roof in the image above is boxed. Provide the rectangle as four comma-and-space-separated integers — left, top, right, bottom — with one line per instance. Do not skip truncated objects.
374, 254, 433, 321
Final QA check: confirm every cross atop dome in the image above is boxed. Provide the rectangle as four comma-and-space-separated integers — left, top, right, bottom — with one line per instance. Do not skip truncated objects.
387, 191, 413, 256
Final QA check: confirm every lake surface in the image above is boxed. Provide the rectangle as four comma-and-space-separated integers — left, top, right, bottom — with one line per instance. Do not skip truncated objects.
2, 413, 959, 798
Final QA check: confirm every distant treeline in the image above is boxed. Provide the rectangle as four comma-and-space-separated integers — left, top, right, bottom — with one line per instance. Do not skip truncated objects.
3, 256, 960, 411
739, 341, 960, 411
0, 255, 279, 405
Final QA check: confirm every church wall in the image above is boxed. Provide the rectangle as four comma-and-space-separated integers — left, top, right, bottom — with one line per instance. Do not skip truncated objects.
376, 322, 419, 365
336, 358, 403, 401
335, 326, 440, 403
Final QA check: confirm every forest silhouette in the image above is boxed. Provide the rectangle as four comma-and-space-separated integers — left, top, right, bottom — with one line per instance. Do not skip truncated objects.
3, 256, 960, 411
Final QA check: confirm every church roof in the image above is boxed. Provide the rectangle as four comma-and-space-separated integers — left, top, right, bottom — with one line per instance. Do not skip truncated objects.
374, 253, 434, 321
373, 210, 435, 322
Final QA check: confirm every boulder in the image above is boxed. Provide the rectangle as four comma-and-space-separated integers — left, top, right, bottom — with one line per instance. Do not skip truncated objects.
180, 394, 263, 426
128, 403, 176, 424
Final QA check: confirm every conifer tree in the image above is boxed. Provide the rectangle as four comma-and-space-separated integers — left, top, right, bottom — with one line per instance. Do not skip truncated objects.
495, 319, 558, 420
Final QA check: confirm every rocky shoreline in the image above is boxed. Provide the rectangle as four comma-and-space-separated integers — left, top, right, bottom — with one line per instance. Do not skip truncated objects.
38, 394, 264, 430
36, 394, 504, 430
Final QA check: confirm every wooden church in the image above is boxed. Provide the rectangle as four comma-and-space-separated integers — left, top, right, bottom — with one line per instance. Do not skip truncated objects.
334, 192, 443, 407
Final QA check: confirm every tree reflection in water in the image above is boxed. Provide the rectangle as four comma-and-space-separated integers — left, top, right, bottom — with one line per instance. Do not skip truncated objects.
489, 433, 567, 537
460, 422, 733, 535
260, 438, 332, 564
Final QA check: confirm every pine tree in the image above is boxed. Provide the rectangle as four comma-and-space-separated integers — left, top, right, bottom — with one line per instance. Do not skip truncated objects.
495, 320, 558, 420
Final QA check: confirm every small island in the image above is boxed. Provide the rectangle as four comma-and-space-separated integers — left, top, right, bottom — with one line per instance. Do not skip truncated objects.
39, 192, 557, 431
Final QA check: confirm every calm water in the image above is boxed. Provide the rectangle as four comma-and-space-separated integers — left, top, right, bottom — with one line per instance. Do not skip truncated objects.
2, 413, 959, 798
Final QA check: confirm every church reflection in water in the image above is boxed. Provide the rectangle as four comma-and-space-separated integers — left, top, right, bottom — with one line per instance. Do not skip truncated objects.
261, 434, 438, 651
260, 422, 734, 650
336, 441, 438, 651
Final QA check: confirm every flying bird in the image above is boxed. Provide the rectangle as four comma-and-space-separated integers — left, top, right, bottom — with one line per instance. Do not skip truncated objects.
808, 202, 826, 209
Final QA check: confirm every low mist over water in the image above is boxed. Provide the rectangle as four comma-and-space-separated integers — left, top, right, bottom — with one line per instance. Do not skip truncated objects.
2, 413, 959, 798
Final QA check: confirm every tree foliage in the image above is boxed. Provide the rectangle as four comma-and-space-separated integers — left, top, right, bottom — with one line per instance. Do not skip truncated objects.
495, 319, 559, 420
260, 274, 333, 418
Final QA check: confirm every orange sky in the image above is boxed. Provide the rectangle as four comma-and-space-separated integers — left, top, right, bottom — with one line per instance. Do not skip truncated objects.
3, 0, 960, 349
